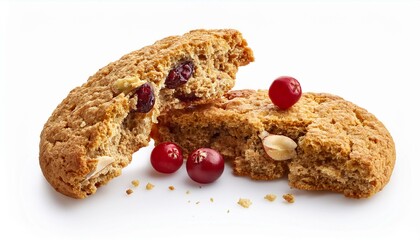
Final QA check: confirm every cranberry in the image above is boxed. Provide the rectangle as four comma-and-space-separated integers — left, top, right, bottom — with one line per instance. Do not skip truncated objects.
175, 93, 200, 102
150, 142, 183, 174
268, 76, 302, 110
186, 148, 224, 184
135, 82, 155, 113
165, 61, 194, 89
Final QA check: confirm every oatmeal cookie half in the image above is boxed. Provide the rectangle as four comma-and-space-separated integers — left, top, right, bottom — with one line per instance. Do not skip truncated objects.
153, 90, 395, 198
39, 29, 254, 198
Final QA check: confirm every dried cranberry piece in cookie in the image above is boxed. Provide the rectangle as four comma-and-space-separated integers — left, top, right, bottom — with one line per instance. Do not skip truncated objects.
165, 61, 194, 89
135, 82, 155, 113
175, 93, 200, 102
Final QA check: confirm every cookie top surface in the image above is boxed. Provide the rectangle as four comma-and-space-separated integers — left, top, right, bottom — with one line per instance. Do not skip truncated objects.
39, 29, 254, 198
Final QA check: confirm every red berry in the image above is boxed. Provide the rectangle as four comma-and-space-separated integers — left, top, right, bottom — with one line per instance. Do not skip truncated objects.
150, 142, 183, 174
268, 76, 302, 110
165, 61, 194, 89
135, 82, 155, 113
186, 148, 224, 184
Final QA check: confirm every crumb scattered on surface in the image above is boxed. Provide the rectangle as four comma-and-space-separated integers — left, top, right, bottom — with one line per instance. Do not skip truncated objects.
186, 190, 190, 194
283, 193, 295, 203
227, 209, 230, 213
168, 186, 175, 191
126, 189, 133, 195
196, 201, 200, 205
188, 200, 191, 203
131, 179, 139, 187
237, 198, 252, 208
146, 182, 155, 190
210, 197, 214, 202
264, 194, 277, 202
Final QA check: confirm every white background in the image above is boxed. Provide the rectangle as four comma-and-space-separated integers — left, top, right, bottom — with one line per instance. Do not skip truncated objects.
1, 1, 419, 239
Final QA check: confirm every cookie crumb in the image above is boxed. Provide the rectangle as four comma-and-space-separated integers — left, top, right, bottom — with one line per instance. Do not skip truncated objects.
126, 189, 133, 195
237, 198, 252, 208
210, 197, 214, 202
227, 209, 230, 213
282, 193, 295, 203
168, 185, 175, 191
264, 194, 277, 202
196, 201, 200, 205
146, 182, 155, 190
186, 190, 190, 194
131, 179, 139, 187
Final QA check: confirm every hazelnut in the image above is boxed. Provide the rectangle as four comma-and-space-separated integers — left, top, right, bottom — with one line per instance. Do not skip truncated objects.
259, 131, 297, 161
84, 156, 115, 180
112, 76, 145, 94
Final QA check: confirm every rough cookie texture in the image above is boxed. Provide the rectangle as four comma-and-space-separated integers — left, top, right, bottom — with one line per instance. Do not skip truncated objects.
39, 29, 254, 199
152, 90, 396, 198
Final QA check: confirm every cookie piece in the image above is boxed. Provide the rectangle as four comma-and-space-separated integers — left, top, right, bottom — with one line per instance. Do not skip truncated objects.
152, 90, 395, 198
39, 29, 254, 198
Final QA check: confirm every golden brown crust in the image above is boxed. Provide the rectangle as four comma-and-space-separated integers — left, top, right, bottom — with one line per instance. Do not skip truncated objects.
39, 29, 254, 198
153, 90, 396, 198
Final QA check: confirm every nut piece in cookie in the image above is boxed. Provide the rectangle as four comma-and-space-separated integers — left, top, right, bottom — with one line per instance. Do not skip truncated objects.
259, 131, 297, 161
39, 29, 254, 198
